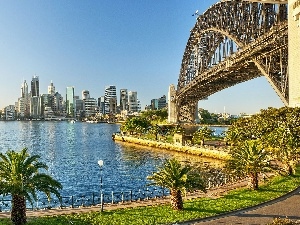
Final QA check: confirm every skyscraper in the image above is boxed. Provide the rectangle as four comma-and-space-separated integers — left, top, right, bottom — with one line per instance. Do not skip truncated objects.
120, 89, 128, 111
21, 80, 28, 98
18, 80, 29, 118
66, 86, 75, 117
31, 76, 39, 97
48, 81, 55, 95
82, 90, 90, 100
104, 85, 117, 114
98, 96, 105, 115
128, 91, 138, 112
30, 76, 41, 118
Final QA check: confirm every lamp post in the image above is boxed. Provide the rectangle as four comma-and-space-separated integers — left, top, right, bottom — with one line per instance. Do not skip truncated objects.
98, 160, 104, 212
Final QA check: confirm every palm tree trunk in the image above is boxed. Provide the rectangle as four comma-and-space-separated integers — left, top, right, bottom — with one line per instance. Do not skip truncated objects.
249, 173, 259, 190
11, 194, 26, 225
286, 164, 294, 175
170, 189, 183, 210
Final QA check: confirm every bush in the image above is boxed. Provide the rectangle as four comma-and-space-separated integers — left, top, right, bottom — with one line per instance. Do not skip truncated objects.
267, 218, 300, 225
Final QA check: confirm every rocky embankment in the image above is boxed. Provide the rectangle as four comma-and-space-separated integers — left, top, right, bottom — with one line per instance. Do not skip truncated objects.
113, 134, 230, 160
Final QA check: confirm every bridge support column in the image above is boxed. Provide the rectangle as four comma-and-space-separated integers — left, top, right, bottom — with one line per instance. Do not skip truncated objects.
289, 0, 300, 107
178, 100, 198, 124
168, 84, 178, 123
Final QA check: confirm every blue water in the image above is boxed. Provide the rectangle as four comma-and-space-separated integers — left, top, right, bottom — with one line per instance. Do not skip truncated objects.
0, 121, 226, 208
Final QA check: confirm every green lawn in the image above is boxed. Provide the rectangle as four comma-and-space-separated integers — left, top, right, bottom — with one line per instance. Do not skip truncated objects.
1, 169, 300, 225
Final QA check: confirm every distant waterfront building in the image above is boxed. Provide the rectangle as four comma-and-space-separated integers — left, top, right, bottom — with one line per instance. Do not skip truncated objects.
158, 95, 167, 109
41, 94, 52, 117
84, 98, 97, 117
48, 81, 55, 95
44, 106, 54, 119
150, 95, 166, 110
82, 90, 90, 100
66, 86, 75, 117
30, 76, 41, 118
98, 96, 105, 115
151, 99, 158, 110
120, 89, 128, 111
4, 105, 15, 120
104, 85, 117, 114
30, 96, 41, 119
128, 91, 139, 112
144, 105, 152, 111
137, 100, 141, 112
18, 80, 30, 118
21, 80, 28, 98
31, 76, 39, 97
75, 99, 84, 119
17, 97, 26, 118
52, 92, 63, 115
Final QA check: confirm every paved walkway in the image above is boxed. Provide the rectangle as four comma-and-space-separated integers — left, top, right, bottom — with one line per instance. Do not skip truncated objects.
1, 180, 300, 225
179, 186, 300, 225
0, 180, 248, 219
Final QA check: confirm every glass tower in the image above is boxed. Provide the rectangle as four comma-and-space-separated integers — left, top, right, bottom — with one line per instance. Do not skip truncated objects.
66, 86, 75, 117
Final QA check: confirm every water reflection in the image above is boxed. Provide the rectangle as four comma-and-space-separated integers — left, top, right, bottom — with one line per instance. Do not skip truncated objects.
0, 121, 224, 198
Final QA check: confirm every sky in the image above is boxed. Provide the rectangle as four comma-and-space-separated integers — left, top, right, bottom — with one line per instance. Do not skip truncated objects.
0, 0, 284, 115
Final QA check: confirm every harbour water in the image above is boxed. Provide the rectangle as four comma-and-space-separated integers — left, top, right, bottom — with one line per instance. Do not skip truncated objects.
0, 121, 226, 205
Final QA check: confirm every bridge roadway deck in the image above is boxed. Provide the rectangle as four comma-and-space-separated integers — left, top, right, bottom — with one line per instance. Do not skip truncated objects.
1, 180, 300, 225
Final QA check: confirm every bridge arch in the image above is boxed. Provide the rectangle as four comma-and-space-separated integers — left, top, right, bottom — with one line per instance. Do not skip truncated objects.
172, 0, 288, 123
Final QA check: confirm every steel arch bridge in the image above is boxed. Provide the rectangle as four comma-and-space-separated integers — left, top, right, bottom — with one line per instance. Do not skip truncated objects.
171, 0, 289, 123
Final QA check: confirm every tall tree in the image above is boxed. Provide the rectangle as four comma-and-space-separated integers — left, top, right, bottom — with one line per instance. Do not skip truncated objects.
192, 126, 214, 145
226, 140, 271, 190
147, 158, 206, 210
0, 148, 62, 225
225, 107, 300, 175
120, 117, 151, 135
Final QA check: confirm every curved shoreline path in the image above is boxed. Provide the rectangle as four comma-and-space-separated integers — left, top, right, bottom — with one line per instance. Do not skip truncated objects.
179, 186, 300, 225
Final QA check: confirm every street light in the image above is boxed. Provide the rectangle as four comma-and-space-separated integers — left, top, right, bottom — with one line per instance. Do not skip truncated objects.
98, 160, 104, 212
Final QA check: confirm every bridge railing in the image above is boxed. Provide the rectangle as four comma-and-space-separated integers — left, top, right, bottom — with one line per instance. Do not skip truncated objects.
0, 173, 242, 212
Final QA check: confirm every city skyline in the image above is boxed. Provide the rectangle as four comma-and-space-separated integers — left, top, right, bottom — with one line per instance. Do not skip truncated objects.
0, 1, 284, 114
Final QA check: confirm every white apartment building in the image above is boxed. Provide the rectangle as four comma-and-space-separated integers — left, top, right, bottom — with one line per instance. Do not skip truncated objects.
104, 85, 117, 114
128, 91, 139, 113
84, 98, 97, 117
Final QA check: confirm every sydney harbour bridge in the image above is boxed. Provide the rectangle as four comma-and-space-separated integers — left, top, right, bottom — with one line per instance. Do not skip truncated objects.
168, 0, 300, 123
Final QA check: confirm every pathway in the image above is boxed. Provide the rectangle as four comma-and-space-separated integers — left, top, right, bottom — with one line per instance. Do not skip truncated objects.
1, 180, 299, 225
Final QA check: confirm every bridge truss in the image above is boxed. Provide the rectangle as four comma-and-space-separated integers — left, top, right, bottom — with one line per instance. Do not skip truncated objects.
174, 0, 288, 123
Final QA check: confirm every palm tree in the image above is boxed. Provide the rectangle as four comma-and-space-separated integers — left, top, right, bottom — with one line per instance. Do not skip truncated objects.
226, 140, 271, 190
147, 158, 206, 210
0, 148, 62, 225
192, 126, 214, 146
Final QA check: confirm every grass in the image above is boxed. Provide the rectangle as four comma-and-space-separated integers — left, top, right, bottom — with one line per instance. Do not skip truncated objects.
1, 169, 300, 225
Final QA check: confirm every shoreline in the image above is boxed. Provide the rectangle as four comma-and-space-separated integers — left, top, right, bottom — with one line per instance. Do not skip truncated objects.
113, 135, 230, 161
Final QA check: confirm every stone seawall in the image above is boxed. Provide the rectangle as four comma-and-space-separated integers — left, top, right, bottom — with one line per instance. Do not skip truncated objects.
113, 135, 229, 160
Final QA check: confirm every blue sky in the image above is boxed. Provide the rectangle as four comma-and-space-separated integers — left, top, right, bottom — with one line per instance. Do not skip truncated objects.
0, 0, 284, 115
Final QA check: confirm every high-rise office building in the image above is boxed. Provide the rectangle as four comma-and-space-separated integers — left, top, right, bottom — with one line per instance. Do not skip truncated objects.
66, 86, 75, 117
151, 99, 158, 110
128, 91, 138, 112
82, 90, 90, 100
48, 81, 55, 95
84, 98, 97, 117
52, 92, 63, 114
120, 89, 128, 111
104, 85, 117, 114
158, 95, 167, 109
30, 76, 41, 118
18, 80, 30, 118
30, 96, 41, 119
21, 80, 28, 98
31, 76, 39, 97
98, 96, 105, 115
150, 95, 166, 110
